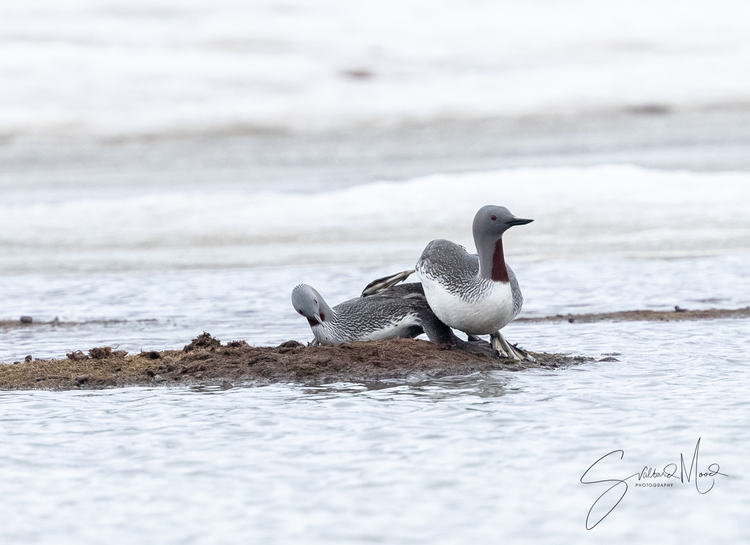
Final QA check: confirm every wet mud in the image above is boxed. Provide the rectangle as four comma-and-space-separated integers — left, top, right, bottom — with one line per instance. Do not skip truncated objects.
0, 334, 589, 391
2, 307, 747, 332
515, 306, 750, 324
3, 307, 747, 390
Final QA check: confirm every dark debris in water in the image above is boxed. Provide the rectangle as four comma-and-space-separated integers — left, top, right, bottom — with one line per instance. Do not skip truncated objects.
183, 332, 222, 352
0, 335, 590, 391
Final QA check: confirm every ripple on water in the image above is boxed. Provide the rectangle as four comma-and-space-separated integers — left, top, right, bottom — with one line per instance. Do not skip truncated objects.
0, 318, 748, 544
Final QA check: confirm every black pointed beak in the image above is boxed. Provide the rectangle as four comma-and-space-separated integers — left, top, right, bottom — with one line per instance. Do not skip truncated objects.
506, 217, 534, 226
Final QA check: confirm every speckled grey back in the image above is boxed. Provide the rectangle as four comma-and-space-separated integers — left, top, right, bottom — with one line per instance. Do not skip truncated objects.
416, 239, 489, 300
507, 265, 523, 319
325, 283, 428, 341
417, 238, 523, 317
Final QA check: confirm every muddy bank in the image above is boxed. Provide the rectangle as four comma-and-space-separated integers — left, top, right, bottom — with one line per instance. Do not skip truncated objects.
0, 334, 591, 391
2, 307, 748, 332
516, 306, 750, 324
0, 318, 144, 330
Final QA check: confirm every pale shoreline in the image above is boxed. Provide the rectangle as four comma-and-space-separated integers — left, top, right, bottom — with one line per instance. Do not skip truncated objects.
3, 306, 748, 332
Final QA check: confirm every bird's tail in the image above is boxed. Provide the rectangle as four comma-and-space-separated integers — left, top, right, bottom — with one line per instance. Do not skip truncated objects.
361, 269, 415, 297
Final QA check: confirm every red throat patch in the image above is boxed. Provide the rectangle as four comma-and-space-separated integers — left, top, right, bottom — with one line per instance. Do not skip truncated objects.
491, 239, 509, 282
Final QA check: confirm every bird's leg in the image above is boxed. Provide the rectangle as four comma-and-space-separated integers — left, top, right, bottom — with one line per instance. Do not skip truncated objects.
490, 331, 535, 362
420, 312, 499, 359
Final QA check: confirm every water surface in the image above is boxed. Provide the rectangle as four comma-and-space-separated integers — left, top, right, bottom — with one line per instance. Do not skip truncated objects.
1, 317, 748, 544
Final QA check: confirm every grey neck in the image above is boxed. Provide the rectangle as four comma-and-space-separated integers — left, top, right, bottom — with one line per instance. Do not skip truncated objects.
318, 296, 335, 323
475, 231, 495, 280
475, 232, 508, 282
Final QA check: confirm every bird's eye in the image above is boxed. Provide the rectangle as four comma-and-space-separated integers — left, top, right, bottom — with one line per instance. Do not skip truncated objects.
490, 215, 497, 221
298, 310, 303, 315
313, 299, 318, 304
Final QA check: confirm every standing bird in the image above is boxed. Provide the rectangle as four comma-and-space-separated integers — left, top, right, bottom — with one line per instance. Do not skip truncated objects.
363, 205, 533, 360
291, 282, 496, 356
417, 205, 533, 360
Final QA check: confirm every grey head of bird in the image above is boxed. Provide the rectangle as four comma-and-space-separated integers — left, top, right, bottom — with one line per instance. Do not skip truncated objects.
291, 284, 333, 327
472, 205, 533, 246
472, 205, 534, 281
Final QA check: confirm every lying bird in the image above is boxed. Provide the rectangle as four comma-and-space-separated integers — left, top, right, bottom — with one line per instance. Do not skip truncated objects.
363, 205, 534, 361
291, 281, 496, 357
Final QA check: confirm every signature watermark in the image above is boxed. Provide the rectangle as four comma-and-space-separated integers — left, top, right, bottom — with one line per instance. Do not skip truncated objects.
580, 438, 727, 530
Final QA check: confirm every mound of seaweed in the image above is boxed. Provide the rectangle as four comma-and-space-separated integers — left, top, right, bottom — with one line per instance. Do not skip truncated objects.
0, 334, 591, 390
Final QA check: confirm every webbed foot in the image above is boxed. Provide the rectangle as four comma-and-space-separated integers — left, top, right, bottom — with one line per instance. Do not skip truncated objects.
490, 331, 536, 362
453, 336, 500, 359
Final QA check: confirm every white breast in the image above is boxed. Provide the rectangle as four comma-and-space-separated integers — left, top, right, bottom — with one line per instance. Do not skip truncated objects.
419, 274, 515, 335
360, 313, 420, 341
311, 323, 338, 345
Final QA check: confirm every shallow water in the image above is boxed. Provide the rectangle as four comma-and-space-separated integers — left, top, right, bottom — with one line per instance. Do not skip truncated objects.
2, 159, 750, 543
1, 317, 748, 544
1, 231, 749, 543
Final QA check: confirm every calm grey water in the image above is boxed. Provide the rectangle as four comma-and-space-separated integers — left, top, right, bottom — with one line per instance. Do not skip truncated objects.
1, 247, 749, 543
1, 317, 748, 544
